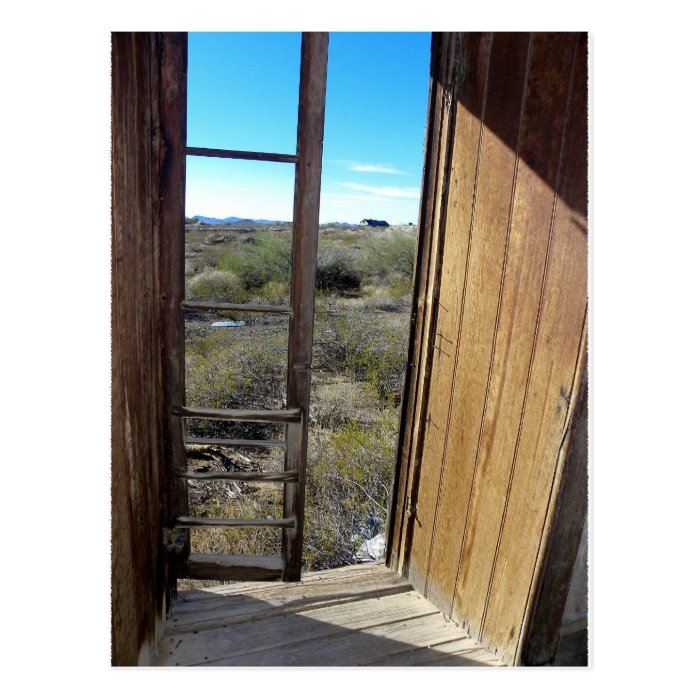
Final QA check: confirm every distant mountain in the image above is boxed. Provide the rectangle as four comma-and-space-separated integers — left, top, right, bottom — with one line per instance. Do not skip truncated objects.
191, 215, 287, 225
190, 215, 361, 228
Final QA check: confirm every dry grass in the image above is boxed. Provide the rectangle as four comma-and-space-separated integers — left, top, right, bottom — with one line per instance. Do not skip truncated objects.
179, 222, 416, 578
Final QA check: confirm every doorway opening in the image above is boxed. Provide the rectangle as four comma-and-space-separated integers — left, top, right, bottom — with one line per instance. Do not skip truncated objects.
177, 32, 431, 590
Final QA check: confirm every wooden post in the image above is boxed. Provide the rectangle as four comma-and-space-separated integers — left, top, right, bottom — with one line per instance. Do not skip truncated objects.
283, 32, 329, 581
111, 31, 187, 664
156, 32, 189, 597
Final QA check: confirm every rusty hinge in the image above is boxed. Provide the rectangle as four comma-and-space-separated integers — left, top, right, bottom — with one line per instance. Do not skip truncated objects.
163, 527, 187, 553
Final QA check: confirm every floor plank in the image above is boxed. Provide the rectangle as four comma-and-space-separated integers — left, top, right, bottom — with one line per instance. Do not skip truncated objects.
154, 563, 504, 666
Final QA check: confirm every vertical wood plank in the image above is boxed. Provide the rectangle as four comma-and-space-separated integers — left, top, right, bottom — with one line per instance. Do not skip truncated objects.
450, 33, 579, 635
112, 33, 159, 665
387, 33, 443, 571
112, 32, 187, 665
156, 32, 189, 595
389, 34, 456, 577
481, 35, 588, 663
407, 33, 493, 598
283, 32, 329, 581
520, 363, 589, 665
423, 33, 533, 616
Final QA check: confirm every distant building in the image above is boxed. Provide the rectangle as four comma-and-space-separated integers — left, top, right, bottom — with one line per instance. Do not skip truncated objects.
360, 218, 389, 227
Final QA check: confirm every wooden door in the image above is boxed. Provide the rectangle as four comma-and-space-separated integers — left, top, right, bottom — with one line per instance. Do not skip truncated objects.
388, 32, 588, 665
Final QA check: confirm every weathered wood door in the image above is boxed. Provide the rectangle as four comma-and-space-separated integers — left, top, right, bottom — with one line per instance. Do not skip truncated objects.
388, 32, 588, 665
161, 33, 329, 584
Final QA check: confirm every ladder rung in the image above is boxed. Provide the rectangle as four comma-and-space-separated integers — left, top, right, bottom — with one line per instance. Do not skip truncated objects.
176, 516, 295, 528
182, 301, 292, 314
184, 553, 285, 581
174, 406, 301, 423
177, 470, 299, 483
186, 146, 298, 164
185, 437, 286, 448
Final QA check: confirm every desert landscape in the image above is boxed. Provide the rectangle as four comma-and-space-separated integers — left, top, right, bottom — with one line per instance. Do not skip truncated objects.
181, 217, 416, 580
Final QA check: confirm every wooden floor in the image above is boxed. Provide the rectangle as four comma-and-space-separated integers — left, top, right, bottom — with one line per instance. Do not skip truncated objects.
154, 563, 505, 666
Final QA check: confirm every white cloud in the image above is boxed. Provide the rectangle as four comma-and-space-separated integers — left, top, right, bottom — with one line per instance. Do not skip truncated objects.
332, 159, 408, 175
348, 162, 406, 175
340, 182, 421, 199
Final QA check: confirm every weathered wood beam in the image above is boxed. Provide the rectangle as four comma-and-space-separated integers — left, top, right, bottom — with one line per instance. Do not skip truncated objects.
186, 146, 298, 164
184, 437, 286, 448
174, 406, 301, 423
282, 32, 328, 581
184, 553, 285, 581
182, 301, 292, 314
177, 470, 299, 482
156, 30, 190, 615
283, 32, 329, 581
111, 31, 188, 665
176, 516, 295, 528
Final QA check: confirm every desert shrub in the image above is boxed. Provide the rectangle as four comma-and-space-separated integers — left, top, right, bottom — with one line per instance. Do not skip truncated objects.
315, 250, 362, 294
181, 224, 417, 571
186, 270, 240, 302
189, 487, 282, 558
185, 324, 288, 440
314, 309, 409, 402
336, 232, 363, 246
387, 276, 414, 299
217, 231, 292, 290
361, 284, 413, 313
243, 280, 289, 307
309, 379, 384, 431
362, 230, 416, 282
304, 411, 397, 570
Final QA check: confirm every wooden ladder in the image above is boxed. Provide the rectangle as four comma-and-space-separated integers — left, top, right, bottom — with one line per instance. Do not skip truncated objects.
164, 33, 329, 585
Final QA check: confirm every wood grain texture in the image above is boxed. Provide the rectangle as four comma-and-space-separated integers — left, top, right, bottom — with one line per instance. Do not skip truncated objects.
172, 574, 412, 631
424, 33, 533, 616
407, 33, 493, 601
283, 33, 328, 580
520, 363, 588, 665
449, 33, 579, 639
181, 300, 292, 313
175, 585, 414, 631
176, 516, 295, 528
176, 563, 400, 605
174, 406, 301, 422
111, 32, 187, 666
156, 31, 190, 602
184, 554, 285, 581
481, 35, 588, 664
184, 437, 286, 448
387, 33, 451, 574
178, 469, 298, 482
365, 638, 495, 666
112, 32, 162, 666
155, 564, 504, 666
391, 33, 587, 665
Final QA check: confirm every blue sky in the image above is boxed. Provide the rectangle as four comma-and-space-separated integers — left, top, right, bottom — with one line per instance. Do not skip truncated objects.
186, 32, 431, 224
